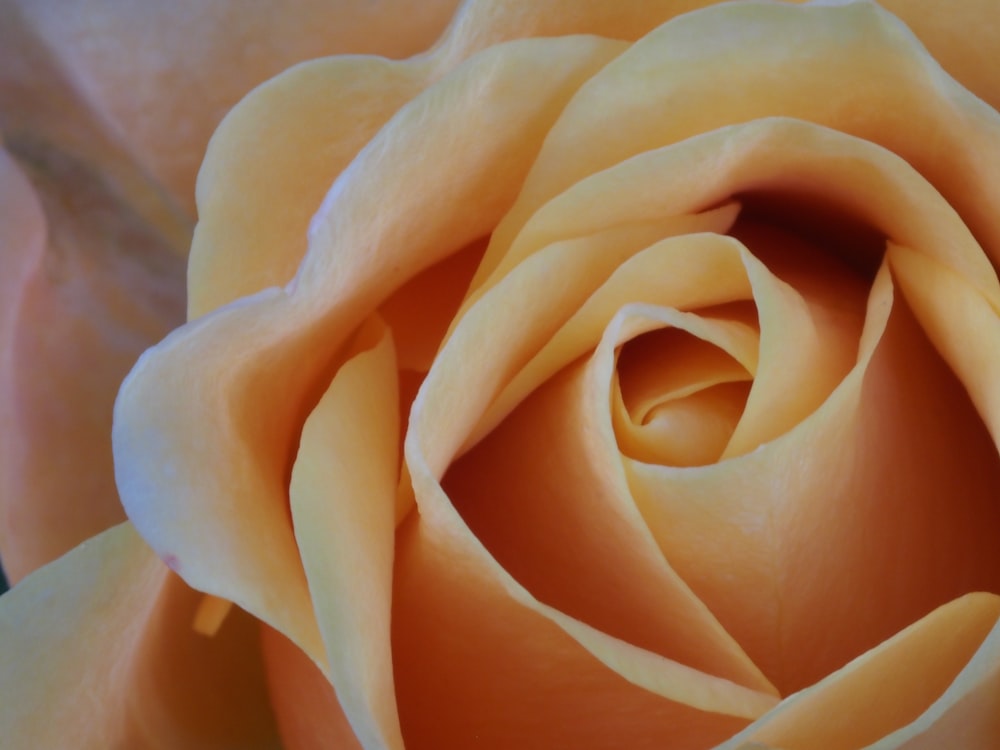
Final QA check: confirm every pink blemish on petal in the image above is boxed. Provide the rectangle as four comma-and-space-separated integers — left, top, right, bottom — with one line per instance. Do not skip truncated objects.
162, 553, 180, 572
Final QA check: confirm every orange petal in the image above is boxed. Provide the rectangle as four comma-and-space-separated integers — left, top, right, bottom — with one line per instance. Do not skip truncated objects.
0, 522, 279, 748
0, 143, 184, 583
391, 512, 771, 749
722, 223, 867, 458
443, 313, 774, 694
880, 0, 1000, 113
715, 594, 1000, 749
467, 0, 1000, 293
628, 259, 1000, 694
260, 625, 362, 750
115, 32, 618, 669
289, 318, 404, 749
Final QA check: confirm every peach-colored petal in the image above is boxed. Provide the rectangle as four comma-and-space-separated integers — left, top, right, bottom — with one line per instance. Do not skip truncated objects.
186, 0, 736, 318
611, 308, 757, 466
878, 0, 1000, 113
443, 308, 774, 694
889, 243, 1000, 451
260, 625, 362, 750
9, 0, 461, 218
629, 258, 1000, 695
114, 33, 620, 668
187, 54, 433, 318
470, 206, 746, 448
877, 616, 1000, 748
0, 7, 192, 252
290, 318, 403, 750
466, 0, 1000, 295
714, 594, 1000, 749
722, 223, 867, 458
452, 116, 993, 464
391, 513, 769, 749
0, 522, 278, 748
0, 142, 184, 583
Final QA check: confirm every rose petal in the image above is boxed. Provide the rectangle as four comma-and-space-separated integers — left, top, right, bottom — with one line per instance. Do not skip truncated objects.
9, 0, 460, 218
628, 259, 1000, 694
0, 522, 278, 748
879, 0, 1000, 113
0, 141, 184, 583
889, 244, 1000, 451
872, 614, 1000, 748
612, 310, 757, 466
115, 33, 621, 668
466, 0, 1000, 294
188, 54, 433, 318
289, 317, 403, 750
260, 625, 362, 750
470, 205, 746, 447
714, 593, 1000, 749
390, 512, 773, 748
443, 304, 774, 693
186, 0, 736, 318
723, 223, 867, 458
456, 116, 994, 462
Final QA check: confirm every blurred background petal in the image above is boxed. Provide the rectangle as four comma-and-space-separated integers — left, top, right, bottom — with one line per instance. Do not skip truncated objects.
0, 0, 462, 585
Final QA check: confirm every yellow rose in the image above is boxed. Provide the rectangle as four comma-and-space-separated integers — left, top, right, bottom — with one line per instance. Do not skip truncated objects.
4, 1, 1000, 748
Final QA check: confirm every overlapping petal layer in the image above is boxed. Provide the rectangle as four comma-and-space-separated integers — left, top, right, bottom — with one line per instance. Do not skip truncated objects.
103, 0, 1000, 747
114, 32, 626, 731
0, 523, 278, 749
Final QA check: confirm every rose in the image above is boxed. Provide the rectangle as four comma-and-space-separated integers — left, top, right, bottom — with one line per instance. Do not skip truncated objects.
0, 0, 458, 583
4, 1, 1000, 749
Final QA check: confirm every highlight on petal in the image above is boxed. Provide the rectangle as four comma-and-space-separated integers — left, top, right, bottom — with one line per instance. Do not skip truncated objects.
0, 523, 278, 749
0, 139, 184, 584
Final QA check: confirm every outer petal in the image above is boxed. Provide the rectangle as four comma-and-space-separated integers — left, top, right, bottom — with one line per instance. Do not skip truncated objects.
6, 0, 460, 217
879, 0, 1000, 114
0, 523, 279, 749
464, 0, 1000, 297
0, 142, 184, 583
114, 32, 622, 682
185, 0, 733, 317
